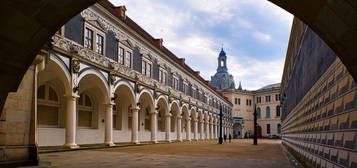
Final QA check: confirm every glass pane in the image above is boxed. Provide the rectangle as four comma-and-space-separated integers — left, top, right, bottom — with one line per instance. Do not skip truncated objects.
85, 95, 92, 107
37, 105, 59, 126
48, 86, 58, 101
38, 85, 45, 99
78, 110, 92, 127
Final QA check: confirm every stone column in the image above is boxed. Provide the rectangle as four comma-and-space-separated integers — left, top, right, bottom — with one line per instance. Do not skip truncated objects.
131, 106, 140, 144
150, 110, 158, 143
200, 120, 204, 140
105, 103, 115, 146
215, 123, 218, 138
205, 121, 209, 140
165, 113, 171, 142
186, 118, 191, 141
177, 115, 182, 141
194, 119, 198, 140
209, 122, 213, 139
65, 94, 79, 148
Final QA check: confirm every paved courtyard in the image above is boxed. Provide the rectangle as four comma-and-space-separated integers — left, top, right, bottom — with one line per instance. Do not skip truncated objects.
39, 139, 294, 168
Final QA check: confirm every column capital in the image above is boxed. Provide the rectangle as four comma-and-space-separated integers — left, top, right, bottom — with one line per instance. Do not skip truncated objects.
64, 94, 80, 100
165, 113, 172, 117
131, 106, 140, 111
177, 116, 183, 119
104, 102, 116, 106
193, 119, 198, 122
150, 110, 159, 115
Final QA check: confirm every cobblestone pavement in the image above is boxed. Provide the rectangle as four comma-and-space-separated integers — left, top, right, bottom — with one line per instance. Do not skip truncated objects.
39, 139, 293, 168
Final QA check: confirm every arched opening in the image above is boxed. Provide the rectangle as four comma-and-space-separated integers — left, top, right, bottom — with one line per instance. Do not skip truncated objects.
266, 106, 271, 118
156, 97, 168, 139
257, 107, 261, 119
36, 60, 71, 147
170, 102, 180, 140
113, 83, 135, 142
233, 123, 242, 139
76, 71, 109, 145
138, 91, 154, 141
190, 109, 196, 134
181, 105, 189, 139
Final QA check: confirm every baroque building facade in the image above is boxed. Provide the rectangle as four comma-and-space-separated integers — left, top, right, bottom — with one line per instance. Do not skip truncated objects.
1, 1, 233, 149
209, 49, 281, 138
281, 17, 357, 168
223, 84, 281, 139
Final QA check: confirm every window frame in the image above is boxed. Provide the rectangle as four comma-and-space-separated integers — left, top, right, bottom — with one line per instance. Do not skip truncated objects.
83, 23, 106, 55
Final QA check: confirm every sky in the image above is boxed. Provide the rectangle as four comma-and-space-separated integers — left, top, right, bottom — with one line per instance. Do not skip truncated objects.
110, 0, 293, 90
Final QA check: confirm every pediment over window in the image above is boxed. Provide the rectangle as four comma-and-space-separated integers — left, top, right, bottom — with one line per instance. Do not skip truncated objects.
120, 39, 134, 48
84, 17, 107, 32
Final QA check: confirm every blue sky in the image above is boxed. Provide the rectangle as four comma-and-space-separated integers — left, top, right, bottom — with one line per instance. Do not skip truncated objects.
110, 0, 293, 90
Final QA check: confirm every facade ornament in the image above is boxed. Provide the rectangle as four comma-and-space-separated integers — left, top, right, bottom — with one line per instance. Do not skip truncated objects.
72, 59, 80, 73
110, 74, 117, 85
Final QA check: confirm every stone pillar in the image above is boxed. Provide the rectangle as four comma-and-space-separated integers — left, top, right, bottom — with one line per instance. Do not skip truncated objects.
186, 118, 191, 141
209, 122, 213, 139
177, 115, 182, 141
194, 119, 198, 140
215, 123, 218, 138
105, 103, 115, 146
150, 110, 158, 143
65, 94, 79, 148
165, 113, 171, 142
205, 121, 209, 140
200, 120, 204, 140
131, 106, 140, 144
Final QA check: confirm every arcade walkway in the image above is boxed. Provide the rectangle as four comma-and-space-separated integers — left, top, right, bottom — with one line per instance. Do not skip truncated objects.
38, 139, 295, 168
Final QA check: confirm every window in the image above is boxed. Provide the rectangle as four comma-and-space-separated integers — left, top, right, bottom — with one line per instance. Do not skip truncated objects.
37, 84, 60, 127
246, 99, 252, 106
172, 77, 179, 90
78, 93, 94, 128
257, 107, 261, 119
257, 97, 261, 103
238, 98, 240, 105
234, 98, 238, 104
118, 47, 124, 64
276, 105, 281, 117
266, 106, 270, 118
159, 69, 167, 84
275, 94, 281, 101
96, 34, 104, 54
125, 51, 132, 68
265, 95, 271, 102
142, 60, 152, 77
277, 124, 281, 134
267, 124, 271, 134
84, 28, 93, 49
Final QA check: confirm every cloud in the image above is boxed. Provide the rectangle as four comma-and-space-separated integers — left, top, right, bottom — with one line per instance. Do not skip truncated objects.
252, 31, 272, 43
109, 0, 292, 90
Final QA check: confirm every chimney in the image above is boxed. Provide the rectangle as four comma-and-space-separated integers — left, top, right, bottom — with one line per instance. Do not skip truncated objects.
194, 71, 200, 76
114, 6, 127, 19
154, 38, 163, 48
178, 58, 185, 65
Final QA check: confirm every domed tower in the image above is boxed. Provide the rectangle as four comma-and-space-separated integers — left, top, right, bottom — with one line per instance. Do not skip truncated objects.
210, 48, 236, 90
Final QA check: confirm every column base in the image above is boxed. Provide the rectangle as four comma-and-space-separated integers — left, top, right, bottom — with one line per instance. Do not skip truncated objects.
132, 141, 140, 144
152, 141, 158, 144
105, 142, 115, 146
64, 143, 79, 149
166, 140, 172, 143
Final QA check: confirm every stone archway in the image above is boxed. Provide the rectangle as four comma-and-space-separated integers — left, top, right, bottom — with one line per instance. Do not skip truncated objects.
1, 0, 357, 166
233, 123, 242, 139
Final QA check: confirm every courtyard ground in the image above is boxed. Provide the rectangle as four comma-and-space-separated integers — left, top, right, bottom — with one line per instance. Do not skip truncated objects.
38, 139, 294, 168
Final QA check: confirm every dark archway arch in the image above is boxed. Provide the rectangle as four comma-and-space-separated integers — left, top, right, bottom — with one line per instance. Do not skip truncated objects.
1, 0, 357, 166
